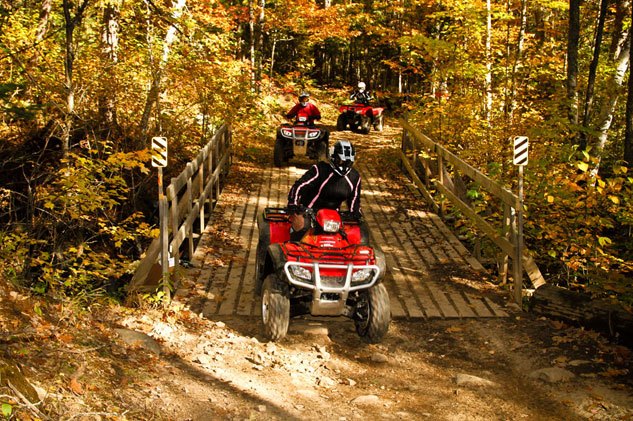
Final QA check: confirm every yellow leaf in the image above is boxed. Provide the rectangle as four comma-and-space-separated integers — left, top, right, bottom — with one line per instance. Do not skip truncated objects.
608, 195, 620, 204
547, 195, 554, 203
577, 162, 589, 172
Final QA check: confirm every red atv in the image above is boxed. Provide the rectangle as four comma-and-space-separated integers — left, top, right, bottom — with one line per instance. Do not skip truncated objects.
336, 103, 384, 134
274, 117, 329, 167
255, 207, 391, 343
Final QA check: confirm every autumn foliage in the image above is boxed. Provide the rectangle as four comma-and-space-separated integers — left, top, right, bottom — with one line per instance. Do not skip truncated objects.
0, 1, 631, 305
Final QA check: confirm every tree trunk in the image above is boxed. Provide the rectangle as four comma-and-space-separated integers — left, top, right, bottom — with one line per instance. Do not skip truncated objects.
508, 0, 527, 126
484, 0, 492, 124
531, 284, 633, 348
248, 0, 256, 91
567, 0, 580, 138
579, 0, 609, 151
99, 1, 120, 137
34, 0, 52, 44
255, 0, 265, 93
61, 0, 90, 158
139, 0, 187, 139
625, 2, 633, 165
591, 29, 631, 177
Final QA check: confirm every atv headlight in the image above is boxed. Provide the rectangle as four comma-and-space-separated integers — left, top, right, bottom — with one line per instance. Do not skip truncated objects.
322, 219, 340, 233
289, 265, 312, 282
281, 129, 293, 137
352, 268, 374, 284
307, 131, 320, 139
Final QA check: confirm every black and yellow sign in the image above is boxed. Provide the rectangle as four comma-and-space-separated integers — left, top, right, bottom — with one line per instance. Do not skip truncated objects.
512, 136, 528, 166
151, 137, 168, 167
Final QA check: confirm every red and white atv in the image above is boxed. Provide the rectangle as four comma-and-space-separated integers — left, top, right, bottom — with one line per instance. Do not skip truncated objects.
336, 103, 384, 134
255, 207, 391, 343
274, 117, 329, 167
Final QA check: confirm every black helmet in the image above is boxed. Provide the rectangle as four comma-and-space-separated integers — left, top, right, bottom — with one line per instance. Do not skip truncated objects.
329, 140, 355, 176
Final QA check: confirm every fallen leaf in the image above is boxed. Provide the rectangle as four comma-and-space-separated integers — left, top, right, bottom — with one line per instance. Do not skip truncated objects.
69, 377, 84, 395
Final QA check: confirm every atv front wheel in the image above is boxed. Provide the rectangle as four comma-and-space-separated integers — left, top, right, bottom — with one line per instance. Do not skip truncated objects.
316, 141, 328, 162
359, 116, 371, 134
273, 139, 285, 167
336, 114, 347, 131
373, 115, 384, 132
261, 274, 290, 341
354, 283, 391, 343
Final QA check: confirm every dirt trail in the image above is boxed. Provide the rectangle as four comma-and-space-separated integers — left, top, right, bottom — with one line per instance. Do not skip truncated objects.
1, 118, 632, 420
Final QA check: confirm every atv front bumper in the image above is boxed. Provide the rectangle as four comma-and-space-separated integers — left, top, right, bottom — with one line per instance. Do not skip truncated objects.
283, 261, 381, 316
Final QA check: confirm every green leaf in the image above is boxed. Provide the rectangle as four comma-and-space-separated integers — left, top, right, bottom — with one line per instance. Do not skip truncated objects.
597, 237, 612, 247
577, 162, 589, 172
33, 303, 43, 317
2, 403, 12, 417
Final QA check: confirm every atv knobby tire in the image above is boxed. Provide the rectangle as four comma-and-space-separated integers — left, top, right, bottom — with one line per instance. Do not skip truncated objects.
354, 283, 391, 343
273, 139, 285, 167
373, 114, 384, 132
359, 116, 371, 134
261, 274, 290, 341
317, 141, 328, 162
336, 114, 347, 131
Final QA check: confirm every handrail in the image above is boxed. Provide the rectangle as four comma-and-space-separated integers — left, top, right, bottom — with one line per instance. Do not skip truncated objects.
127, 123, 232, 294
399, 119, 545, 295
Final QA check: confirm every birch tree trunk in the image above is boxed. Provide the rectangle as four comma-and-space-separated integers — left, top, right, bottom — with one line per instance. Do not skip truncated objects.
579, 0, 608, 151
484, 0, 492, 124
590, 28, 631, 177
508, 0, 527, 126
139, 0, 187, 139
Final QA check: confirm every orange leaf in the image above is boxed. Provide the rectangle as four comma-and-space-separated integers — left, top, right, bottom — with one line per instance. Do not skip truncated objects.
69, 377, 84, 395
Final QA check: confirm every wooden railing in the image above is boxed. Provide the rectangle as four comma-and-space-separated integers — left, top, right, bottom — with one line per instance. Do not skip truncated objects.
399, 119, 545, 301
128, 124, 232, 294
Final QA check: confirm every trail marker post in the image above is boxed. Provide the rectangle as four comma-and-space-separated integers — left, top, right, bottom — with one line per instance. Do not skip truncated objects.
151, 136, 170, 301
512, 136, 528, 305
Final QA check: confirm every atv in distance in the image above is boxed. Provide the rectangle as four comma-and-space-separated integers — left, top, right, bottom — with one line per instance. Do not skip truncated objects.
336, 103, 384, 134
274, 116, 329, 167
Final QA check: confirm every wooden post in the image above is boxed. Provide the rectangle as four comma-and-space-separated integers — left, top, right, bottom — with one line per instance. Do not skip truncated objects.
514, 165, 525, 305
158, 168, 170, 301
499, 203, 510, 285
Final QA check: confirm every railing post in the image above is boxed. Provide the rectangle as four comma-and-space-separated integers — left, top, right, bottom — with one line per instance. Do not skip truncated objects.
500, 203, 510, 284
170, 178, 180, 282
186, 163, 194, 261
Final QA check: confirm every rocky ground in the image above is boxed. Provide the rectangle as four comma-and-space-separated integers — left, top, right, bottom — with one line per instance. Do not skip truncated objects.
1, 267, 633, 420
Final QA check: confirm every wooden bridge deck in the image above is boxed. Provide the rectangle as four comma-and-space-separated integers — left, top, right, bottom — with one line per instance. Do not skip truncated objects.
176, 154, 508, 320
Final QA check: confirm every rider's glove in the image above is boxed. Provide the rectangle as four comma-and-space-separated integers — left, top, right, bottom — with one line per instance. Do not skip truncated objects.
287, 204, 301, 214
351, 211, 363, 221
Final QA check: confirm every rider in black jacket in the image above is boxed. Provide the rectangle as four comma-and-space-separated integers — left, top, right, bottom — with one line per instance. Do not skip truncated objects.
350, 81, 372, 105
287, 140, 361, 241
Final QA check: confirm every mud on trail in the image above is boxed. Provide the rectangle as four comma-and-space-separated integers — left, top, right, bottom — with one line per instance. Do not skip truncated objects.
1, 120, 633, 420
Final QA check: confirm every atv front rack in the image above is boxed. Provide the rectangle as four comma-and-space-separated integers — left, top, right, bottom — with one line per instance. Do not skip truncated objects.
283, 261, 381, 316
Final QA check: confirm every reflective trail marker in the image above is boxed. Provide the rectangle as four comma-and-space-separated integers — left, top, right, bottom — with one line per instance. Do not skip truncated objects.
152, 136, 168, 167
513, 136, 529, 166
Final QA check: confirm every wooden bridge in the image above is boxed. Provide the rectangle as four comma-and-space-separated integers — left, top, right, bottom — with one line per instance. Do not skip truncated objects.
173, 125, 510, 320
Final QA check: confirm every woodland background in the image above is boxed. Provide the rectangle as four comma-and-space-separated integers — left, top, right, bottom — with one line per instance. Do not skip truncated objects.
0, 0, 632, 306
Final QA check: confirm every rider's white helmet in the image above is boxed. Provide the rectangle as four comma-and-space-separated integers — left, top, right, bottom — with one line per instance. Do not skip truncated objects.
329, 140, 356, 176
299, 91, 310, 106
357, 82, 366, 92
